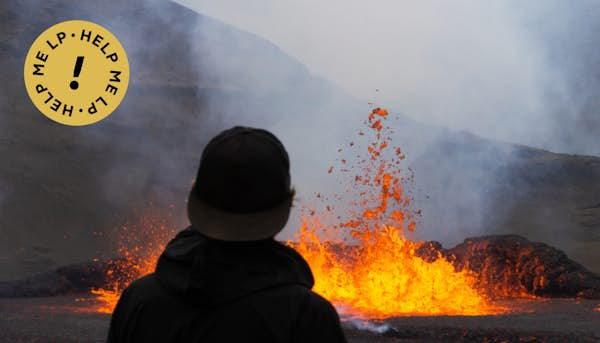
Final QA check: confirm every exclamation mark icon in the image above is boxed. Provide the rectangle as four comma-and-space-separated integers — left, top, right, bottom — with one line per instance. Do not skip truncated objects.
70, 56, 84, 90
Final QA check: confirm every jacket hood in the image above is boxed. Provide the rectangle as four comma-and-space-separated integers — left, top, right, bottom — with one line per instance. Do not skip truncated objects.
155, 226, 314, 306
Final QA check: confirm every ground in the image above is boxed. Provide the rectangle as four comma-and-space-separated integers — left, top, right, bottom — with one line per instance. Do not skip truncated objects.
0, 296, 598, 342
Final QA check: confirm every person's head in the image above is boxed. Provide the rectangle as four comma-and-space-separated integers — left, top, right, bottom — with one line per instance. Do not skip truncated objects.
187, 126, 294, 241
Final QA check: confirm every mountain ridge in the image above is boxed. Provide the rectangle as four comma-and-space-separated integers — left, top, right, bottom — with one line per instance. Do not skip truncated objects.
0, 0, 598, 280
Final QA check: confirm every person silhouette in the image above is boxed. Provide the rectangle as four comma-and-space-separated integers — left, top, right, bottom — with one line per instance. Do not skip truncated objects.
107, 126, 347, 343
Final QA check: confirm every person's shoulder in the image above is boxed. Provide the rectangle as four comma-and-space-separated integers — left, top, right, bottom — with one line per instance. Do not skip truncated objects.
303, 290, 339, 316
291, 290, 347, 342
118, 273, 164, 304
123, 273, 159, 293
274, 284, 339, 320
126, 273, 158, 289
265, 283, 336, 312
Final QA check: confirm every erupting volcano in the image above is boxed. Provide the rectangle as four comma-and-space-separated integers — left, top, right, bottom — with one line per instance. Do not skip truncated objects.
85, 108, 600, 320
90, 108, 503, 317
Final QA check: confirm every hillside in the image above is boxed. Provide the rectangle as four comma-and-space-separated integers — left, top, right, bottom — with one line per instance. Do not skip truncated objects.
0, 0, 598, 280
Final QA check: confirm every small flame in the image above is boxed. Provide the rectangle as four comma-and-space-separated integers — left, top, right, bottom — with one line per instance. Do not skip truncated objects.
90, 211, 176, 313
90, 282, 121, 314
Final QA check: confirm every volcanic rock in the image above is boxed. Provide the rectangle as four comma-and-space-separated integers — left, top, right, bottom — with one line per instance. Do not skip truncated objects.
0, 260, 116, 297
422, 234, 600, 299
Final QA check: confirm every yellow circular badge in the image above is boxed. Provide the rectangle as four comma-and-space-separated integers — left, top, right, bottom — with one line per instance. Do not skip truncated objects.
24, 20, 130, 126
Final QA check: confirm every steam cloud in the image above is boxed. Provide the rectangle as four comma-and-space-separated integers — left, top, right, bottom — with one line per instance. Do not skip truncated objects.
176, 0, 600, 157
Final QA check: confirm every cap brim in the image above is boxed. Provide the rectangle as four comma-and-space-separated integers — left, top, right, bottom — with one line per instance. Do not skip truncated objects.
187, 192, 292, 241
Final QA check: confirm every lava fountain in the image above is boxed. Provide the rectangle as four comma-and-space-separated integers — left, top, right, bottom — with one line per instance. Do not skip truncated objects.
291, 108, 500, 318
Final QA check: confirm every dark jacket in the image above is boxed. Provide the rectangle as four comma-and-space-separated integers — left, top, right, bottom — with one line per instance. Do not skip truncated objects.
107, 227, 347, 343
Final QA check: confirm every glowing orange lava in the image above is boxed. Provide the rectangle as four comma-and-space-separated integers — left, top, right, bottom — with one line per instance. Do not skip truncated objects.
291, 107, 501, 318
294, 223, 497, 317
90, 212, 176, 314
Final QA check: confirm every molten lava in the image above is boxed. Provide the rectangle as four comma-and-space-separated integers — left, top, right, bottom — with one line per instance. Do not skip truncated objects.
295, 222, 497, 317
291, 108, 499, 318
90, 213, 176, 313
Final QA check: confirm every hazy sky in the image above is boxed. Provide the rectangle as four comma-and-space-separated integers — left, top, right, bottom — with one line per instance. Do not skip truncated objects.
174, 0, 599, 156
